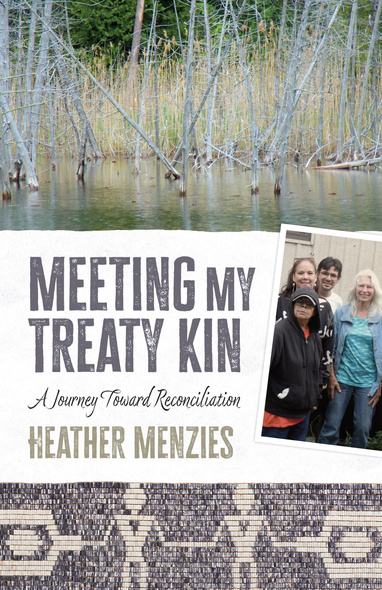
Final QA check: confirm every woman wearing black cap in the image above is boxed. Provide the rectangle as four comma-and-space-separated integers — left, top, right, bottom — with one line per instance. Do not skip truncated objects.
262, 286, 322, 441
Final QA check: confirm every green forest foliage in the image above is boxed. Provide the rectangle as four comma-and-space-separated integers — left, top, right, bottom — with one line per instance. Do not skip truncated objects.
68, 0, 191, 61
67, 0, 289, 59
67, 0, 379, 64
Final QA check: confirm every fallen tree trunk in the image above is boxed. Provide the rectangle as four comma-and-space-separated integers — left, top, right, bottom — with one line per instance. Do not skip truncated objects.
308, 157, 382, 170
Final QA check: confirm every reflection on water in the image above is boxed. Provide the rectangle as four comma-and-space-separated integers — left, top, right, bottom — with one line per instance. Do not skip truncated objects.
1, 157, 382, 231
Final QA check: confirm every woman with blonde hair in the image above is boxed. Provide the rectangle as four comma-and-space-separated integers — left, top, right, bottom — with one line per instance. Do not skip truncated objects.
318, 270, 382, 449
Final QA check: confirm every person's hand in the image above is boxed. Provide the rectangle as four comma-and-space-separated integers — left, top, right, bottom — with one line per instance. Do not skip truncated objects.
368, 384, 382, 408
328, 370, 341, 400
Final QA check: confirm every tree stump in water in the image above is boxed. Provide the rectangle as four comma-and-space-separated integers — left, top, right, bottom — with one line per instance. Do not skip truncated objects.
1, 167, 11, 199
10, 158, 22, 183
77, 158, 85, 181
77, 136, 87, 181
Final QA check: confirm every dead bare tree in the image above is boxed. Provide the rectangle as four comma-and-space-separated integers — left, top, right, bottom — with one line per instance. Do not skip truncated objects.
5, 0, 378, 195
15, 7, 24, 132
274, 0, 288, 131
135, 0, 158, 174
229, 0, 259, 193
356, 0, 382, 145
52, 38, 102, 159
48, 84, 56, 169
0, 0, 13, 176
23, 0, 39, 154
268, 0, 342, 192
371, 32, 382, 155
167, 0, 248, 176
316, 1, 332, 165
272, 0, 313, 193
154, 33, 160, 154
0, 0, 39, 189
30, 0, 53, 167
77, 131, 87, 180
207, 1, 229, 163
24, 0, 180, 178
203, 0, 213, 163
172, 0, 199, 167
0, 120, 11, 199
336, 0, 357, 161
179, 0, 197, 196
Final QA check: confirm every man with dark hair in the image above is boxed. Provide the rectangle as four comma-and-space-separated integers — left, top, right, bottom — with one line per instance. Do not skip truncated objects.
316, 256, 343, 313
311, 256, 343, 440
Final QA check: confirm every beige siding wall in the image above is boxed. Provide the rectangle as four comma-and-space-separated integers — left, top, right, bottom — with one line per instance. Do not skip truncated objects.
280, 232, 382, 302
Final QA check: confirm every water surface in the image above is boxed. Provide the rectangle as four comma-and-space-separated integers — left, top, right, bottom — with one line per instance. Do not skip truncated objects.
1, 158, 381, 231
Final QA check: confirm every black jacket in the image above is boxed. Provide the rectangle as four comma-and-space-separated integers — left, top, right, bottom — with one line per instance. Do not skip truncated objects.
276, 291, 333, 385
266, 287, 323, 419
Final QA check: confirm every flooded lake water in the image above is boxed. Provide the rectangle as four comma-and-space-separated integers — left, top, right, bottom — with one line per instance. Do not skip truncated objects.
1, 157, 381, 232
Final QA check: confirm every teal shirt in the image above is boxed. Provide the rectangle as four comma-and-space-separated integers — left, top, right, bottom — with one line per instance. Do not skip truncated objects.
336, 315, 377, 387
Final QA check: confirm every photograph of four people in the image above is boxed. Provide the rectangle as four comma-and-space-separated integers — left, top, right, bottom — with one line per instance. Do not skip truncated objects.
262, 248, 382, 450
